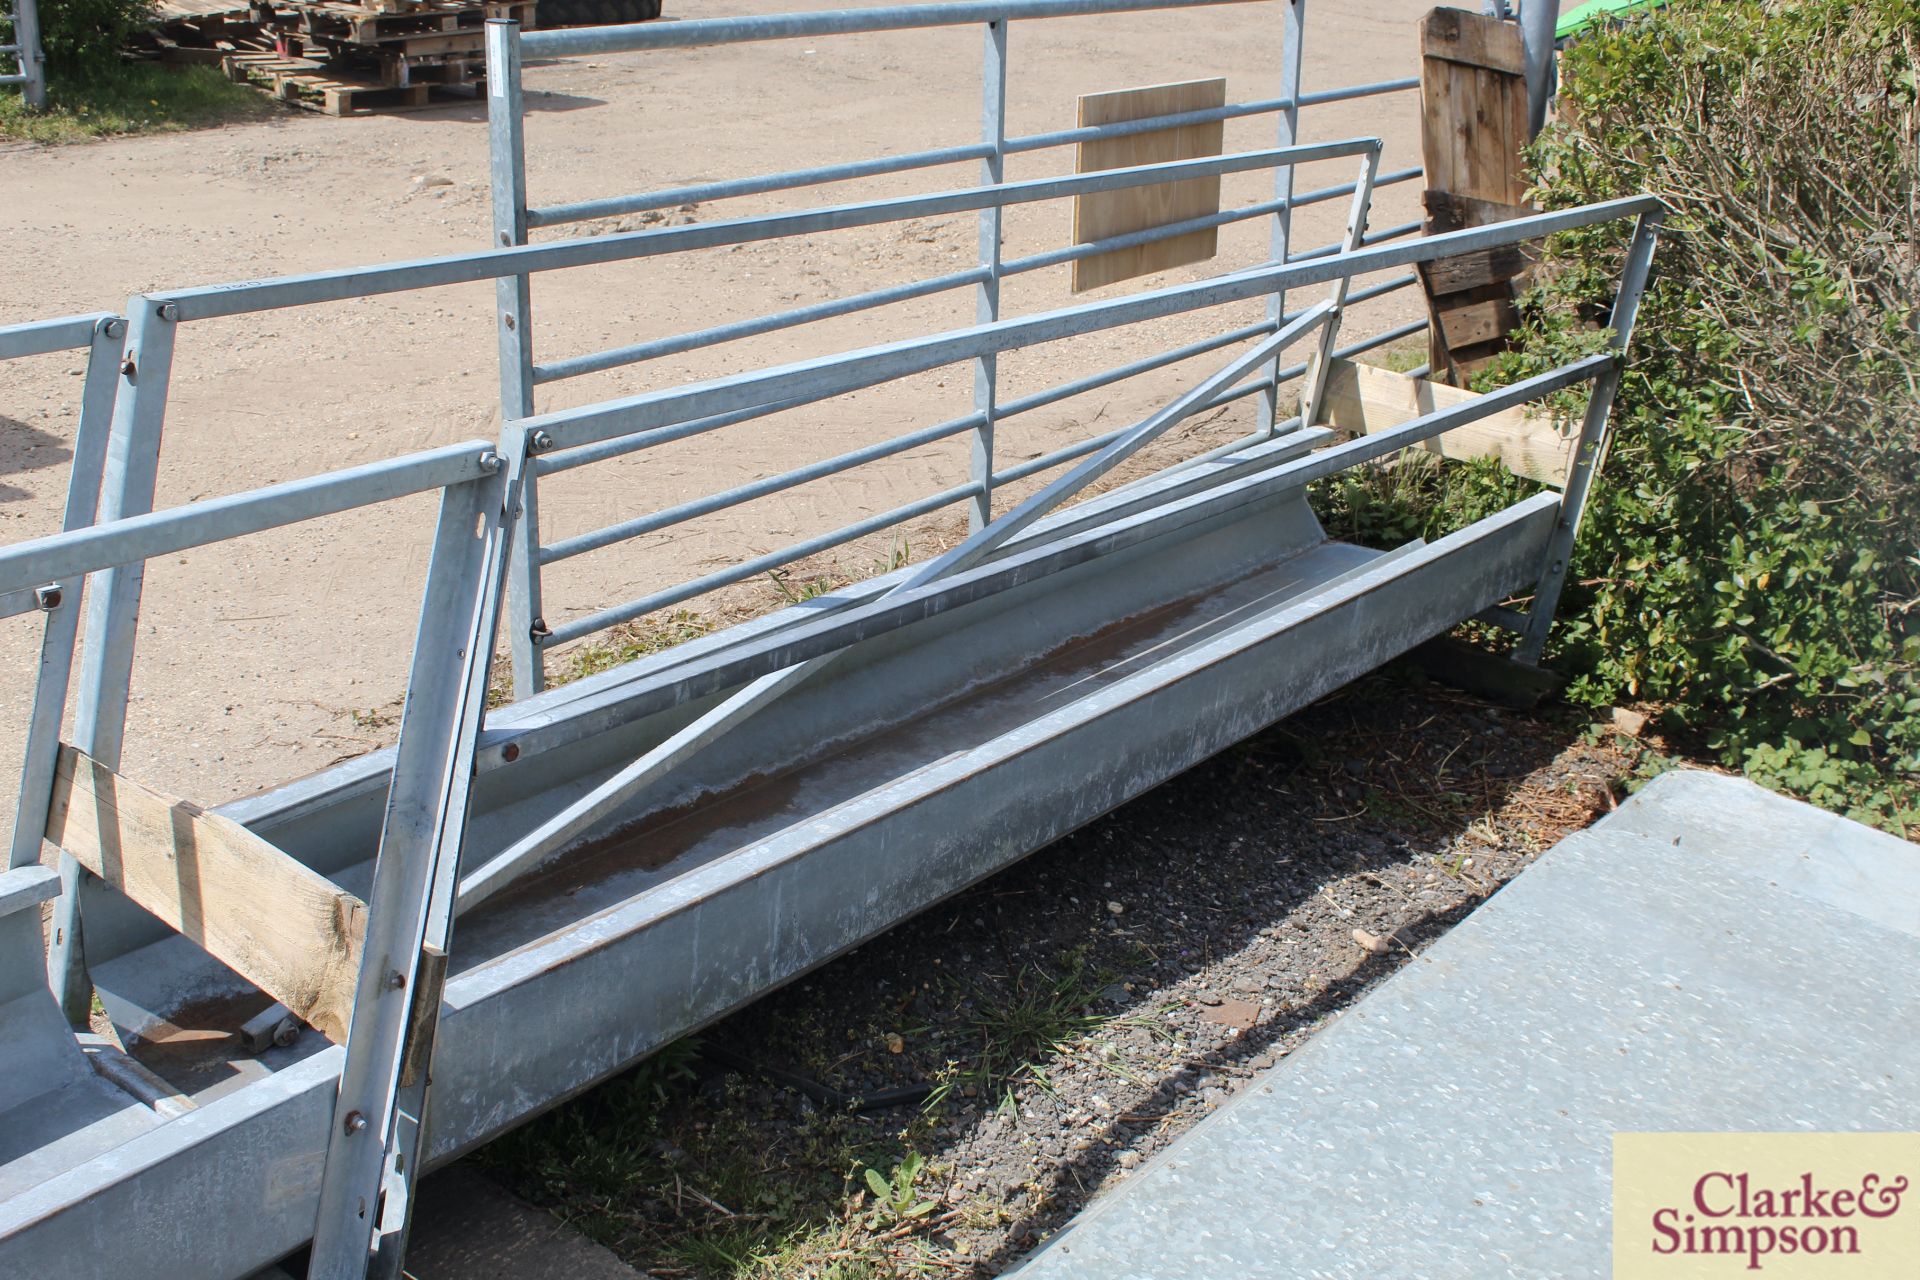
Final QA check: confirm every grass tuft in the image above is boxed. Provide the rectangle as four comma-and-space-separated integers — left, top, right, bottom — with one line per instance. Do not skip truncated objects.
1, 64, 271, 143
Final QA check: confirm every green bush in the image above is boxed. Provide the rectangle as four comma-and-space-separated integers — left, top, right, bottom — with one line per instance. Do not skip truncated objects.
1321, 0, 1920, 831
35, 0, 156, 77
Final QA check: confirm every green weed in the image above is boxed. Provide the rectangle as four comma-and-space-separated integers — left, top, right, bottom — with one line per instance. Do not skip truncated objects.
1, 64, 269, 143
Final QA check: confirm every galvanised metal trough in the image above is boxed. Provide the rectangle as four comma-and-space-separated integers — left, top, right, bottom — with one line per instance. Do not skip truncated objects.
0, 3, 1662, 1276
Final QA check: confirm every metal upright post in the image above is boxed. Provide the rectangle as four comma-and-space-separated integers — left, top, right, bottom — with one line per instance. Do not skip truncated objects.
1297, 143, 1380, 432
1519, 0, 1557, 137
8, 0, 47, 111
8, 315, 126, 873
1255, 0, 1306, 437
487, 19, 546, 698
309, 459, 509, 1280
968, 18, 1009, 532
1514, 211, 1663, 666
48, 297, 177, 1023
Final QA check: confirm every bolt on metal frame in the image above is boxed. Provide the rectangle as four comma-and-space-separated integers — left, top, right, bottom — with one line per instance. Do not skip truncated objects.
0, 0, 46, 110
481, 0, 1432, 697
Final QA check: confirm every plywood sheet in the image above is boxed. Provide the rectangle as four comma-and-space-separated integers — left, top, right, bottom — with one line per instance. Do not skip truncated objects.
1072, 78, 1227, 293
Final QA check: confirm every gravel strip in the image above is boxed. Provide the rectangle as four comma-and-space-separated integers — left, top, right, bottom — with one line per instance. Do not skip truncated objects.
482, 664, 1640, 1278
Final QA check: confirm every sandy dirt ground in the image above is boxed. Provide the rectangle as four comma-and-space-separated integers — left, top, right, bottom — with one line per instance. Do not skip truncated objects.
0, 0, 1438, 821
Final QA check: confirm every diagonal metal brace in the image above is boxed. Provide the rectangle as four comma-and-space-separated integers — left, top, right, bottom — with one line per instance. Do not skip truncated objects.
456, 300, 1337, 911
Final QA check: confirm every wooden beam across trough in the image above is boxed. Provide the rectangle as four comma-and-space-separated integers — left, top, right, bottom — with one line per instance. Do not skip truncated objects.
1311, 357, 1575, 487
45, 745, 365, 1041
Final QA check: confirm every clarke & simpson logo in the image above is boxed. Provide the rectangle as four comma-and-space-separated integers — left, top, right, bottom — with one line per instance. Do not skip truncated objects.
1613, 1133, 1920, 1279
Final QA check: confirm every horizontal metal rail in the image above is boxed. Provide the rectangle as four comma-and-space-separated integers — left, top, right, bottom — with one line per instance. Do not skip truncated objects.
533, 265, 992, 384
998, 165, 1420, 278
532, 395, 817, 476
533, 269, 1426, 579
539, 410, 987, 565
0, 313, 119, 360
1001, 77, 1418, 154
156, 139, 1383, 321
526, 76, 1419, 230
542, 481, 978, 647
1275, 353, 1613, 489
531, 253, 1422, 503
528, 142, 998, 229
533, 160, 1412, 386
521, 0, 1266, 57
0, 442, 495, 600
537, 301, 1351, 652
520, 197, 1663, 455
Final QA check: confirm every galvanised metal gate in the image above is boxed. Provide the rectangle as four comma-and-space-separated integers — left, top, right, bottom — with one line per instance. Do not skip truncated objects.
480, 0, 1436, 698
0, 4, 1661, 1278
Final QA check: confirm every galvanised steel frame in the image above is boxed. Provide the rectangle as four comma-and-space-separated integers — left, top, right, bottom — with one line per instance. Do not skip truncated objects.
0, 4, 1659, 1276
0, 193, 1660, 1280
0, 0, 46, 110
481, 0, 1434, 696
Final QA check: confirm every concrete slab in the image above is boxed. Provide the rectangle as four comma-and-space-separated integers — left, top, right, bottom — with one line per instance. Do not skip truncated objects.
401, 1165, 641, 1280
1009, 769, 1920, 1278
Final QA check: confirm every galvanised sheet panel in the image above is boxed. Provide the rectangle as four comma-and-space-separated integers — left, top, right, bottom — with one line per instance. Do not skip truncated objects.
1009, 769, 1920, 1279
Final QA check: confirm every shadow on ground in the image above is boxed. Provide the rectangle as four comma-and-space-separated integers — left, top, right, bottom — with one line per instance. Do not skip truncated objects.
0, 416, 74, 504
476, 662, 1632, 1277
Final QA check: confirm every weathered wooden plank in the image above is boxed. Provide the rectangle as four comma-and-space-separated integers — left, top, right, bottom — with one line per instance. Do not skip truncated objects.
1436, 294, 1517, 348
1311, 358, 1575, 487
46, 744, 365, 1041
1405, 634, 1566, 708
1420, 35, 1530, 206
1420, 4, 1527, 76
1419, 8, 1535, 381
1416, 240, 1532, 296
1072, 78, 1226, 293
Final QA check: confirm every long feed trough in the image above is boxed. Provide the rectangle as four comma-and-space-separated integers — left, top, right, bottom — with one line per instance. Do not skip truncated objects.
0, 3, 1661, 1276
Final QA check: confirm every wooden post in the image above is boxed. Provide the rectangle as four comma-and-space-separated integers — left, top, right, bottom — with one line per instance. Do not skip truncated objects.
1417, 7, 1534, 384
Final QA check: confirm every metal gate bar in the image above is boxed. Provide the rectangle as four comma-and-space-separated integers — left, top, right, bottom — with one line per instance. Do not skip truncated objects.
1, 314, 126, 886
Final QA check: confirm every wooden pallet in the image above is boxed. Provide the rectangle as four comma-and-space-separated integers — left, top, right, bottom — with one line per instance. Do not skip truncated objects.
224, 48, 476, 114
1415, 8, 1536, 384
285, 0, 534, 46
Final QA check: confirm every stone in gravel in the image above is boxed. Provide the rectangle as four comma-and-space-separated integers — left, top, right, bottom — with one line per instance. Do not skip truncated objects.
1200, 998, 1261, 1030
1107, 900, 1126, 914
1352, 928, 1394, 954
1612, 706, 1650, 737
1118, 1151, 1142, 1170
1192, 991, 1224, 1006
1099, 983, 1130, 1005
